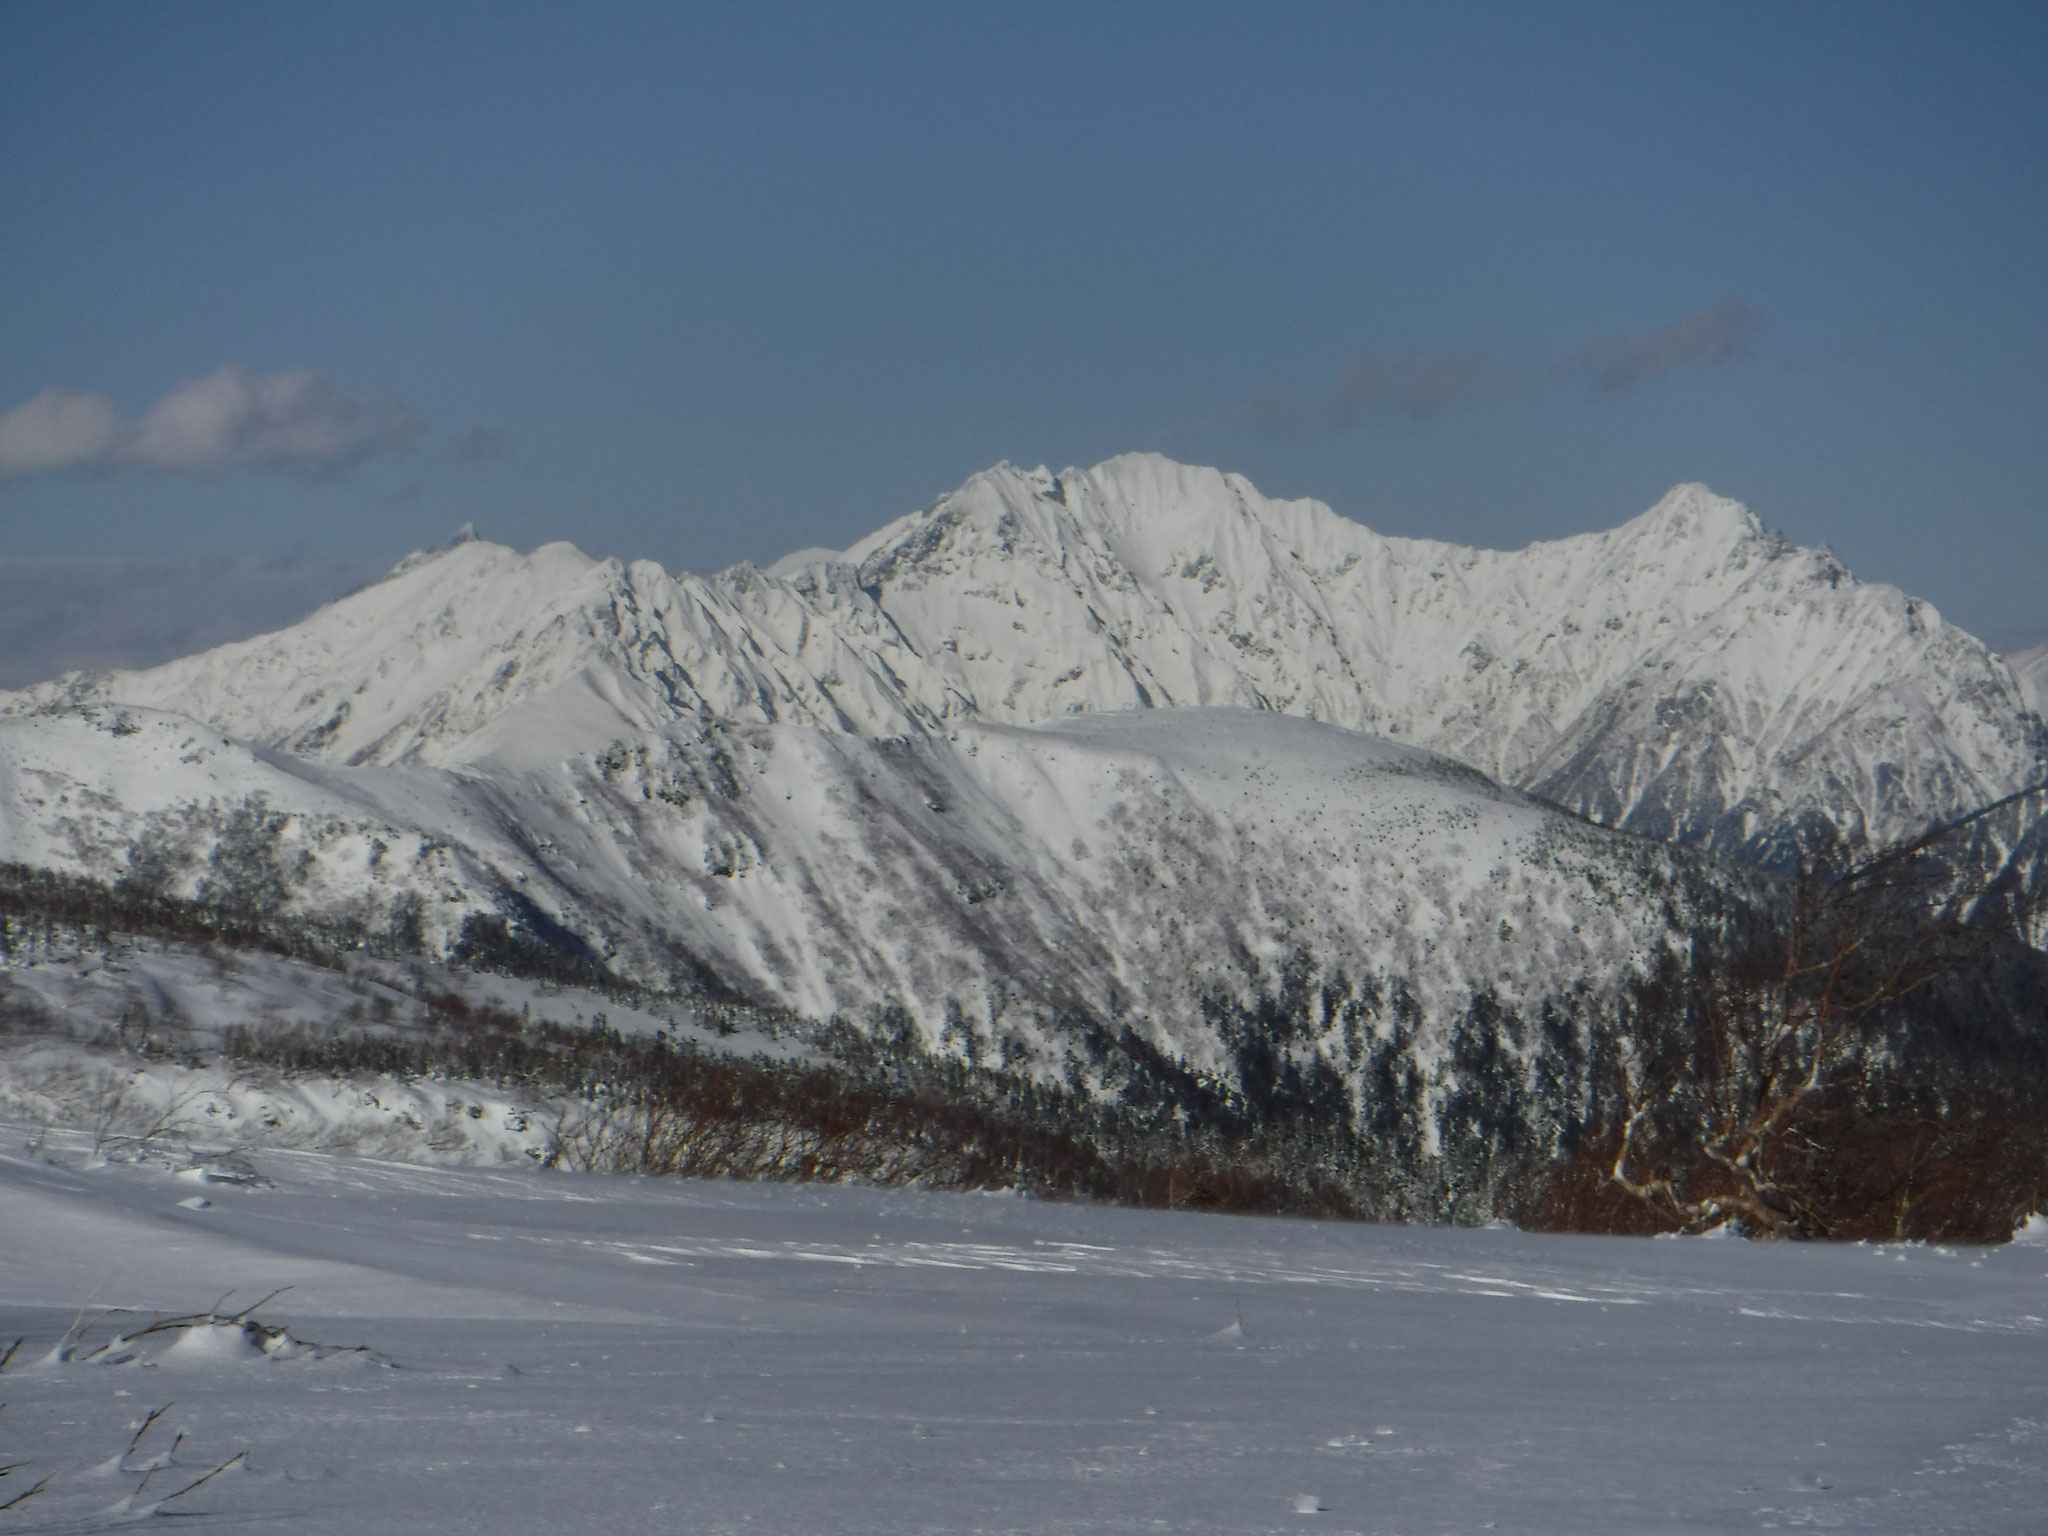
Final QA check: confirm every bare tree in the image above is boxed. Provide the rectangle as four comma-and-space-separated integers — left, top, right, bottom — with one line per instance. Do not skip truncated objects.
1599, 781, 2048, 1238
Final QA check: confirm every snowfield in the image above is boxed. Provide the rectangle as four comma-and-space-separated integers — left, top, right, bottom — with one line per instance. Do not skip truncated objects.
3, 1130, 2045, 1534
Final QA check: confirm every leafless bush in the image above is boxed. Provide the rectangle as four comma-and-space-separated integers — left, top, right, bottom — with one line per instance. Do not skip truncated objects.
84, 1067, 218, 1163
1532, 783, 2048, 1240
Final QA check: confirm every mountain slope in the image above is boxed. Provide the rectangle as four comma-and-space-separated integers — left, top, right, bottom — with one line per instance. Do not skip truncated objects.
14, 455, 2039, 855
2012, 641, 2048, 721
0, 704, 1710, 1084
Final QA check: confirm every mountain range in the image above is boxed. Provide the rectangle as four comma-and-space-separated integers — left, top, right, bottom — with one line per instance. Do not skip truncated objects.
2, 453, 2042, 1157
16, 453, 2039, 855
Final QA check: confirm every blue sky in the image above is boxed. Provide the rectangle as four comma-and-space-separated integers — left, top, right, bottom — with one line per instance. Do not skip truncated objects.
2, 0, 2044, 680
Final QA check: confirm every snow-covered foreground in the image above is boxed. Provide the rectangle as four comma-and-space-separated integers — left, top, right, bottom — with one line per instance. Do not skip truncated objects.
4, 1133, 2045, 1533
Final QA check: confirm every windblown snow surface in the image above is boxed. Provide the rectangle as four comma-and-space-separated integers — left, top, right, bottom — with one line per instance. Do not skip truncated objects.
3, 1128, 2046, 1534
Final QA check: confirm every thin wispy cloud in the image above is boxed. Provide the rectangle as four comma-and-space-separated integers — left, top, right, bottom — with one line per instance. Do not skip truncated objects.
0, 365, 425, 482
1240, 351, 1505, 434
1325, 351, 1506, 425
1575, 297, 1765, 393
1240, 298, 1766, 433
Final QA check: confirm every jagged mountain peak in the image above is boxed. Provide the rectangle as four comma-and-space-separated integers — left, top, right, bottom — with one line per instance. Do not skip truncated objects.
839, 460, 1789, 654
1619, 479, 1762, 542
5, 453, 2040, 854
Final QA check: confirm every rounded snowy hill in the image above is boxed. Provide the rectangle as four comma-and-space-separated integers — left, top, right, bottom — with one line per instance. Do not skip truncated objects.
8, 453, 2043, 853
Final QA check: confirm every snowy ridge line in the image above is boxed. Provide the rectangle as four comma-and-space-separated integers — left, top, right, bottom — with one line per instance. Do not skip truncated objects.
0, 845, 786, 1036
9, 452, 2042, 856
0, 896, 798, 1069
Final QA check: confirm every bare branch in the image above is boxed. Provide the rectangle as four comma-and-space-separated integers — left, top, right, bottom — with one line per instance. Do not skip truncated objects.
126, 1403, 173, 1458
0, 1474, 51, 1512
157, 1450, 247, 1506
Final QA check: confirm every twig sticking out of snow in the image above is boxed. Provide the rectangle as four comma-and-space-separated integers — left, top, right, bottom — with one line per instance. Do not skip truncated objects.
156, 1450, 247, 1506
126, 1403, 172, 1459
0, 1399, 52, 1515
0, 1473, 52, 1512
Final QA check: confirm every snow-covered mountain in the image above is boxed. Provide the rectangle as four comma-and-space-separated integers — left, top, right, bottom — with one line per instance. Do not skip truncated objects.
0, 704, 1713, 1092
14, 453, 2041, 855
8, 452, 2042, 1176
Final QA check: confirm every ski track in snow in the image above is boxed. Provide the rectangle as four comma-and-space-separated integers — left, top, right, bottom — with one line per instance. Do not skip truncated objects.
4, 1128, 2047, 1534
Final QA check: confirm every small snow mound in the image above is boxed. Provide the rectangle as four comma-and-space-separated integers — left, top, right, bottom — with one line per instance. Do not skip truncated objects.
53, 1309, 386, 1370
177, 1194, 211, 1210
1293, 1492, 1325, 1514
160, 1321, 279, 1366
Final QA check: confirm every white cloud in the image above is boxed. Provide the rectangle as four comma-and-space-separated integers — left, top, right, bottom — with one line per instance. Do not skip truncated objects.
0, 365, 426, 482
0, 386, 124, 477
